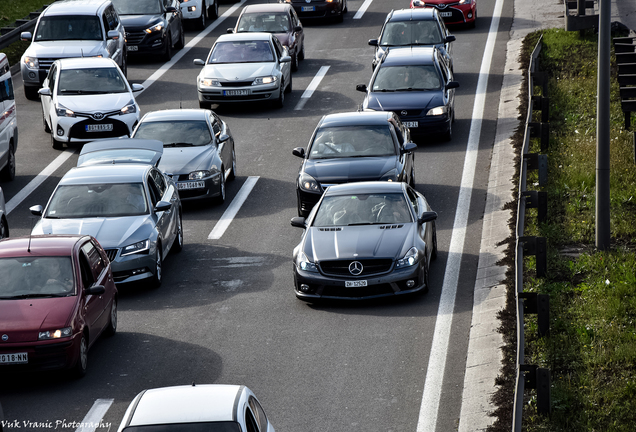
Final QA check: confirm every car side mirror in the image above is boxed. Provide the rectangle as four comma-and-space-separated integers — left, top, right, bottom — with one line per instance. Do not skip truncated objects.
290, 216, 306, 228
418, 211, 438, 224
193, 59, 205, 66
107, 30, 119, 40
445, 81, 459, 90
30, 205, 43, 216
166, 6, 178, 13
402, 142, 417, 153
154, 201, 172, 212
368, 39, 378, 46
294, 26, 302, 32
355, 84, 367, 93
227, 28, 234, 34
446, 35, 456, 43
85, 285, 106, 295
218, 133, 230, 143
280, 55, 291, 63
131, 83, 144, 92
292, 147, 305, 158
38, 87, 51, 97
21, 32, 32, 42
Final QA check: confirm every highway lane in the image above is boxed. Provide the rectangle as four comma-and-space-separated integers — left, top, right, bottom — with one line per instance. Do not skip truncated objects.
0, 0, 513, 430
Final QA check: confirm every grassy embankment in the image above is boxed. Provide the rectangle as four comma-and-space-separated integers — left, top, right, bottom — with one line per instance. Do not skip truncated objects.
0, 0, 52, 64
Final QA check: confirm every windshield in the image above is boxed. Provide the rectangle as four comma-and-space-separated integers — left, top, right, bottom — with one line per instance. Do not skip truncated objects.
0, 257, 75, 299
237, 13, 291, 33
313, 193, 412, 227
308, 125, 396, 159
122, 422, 241, 432
58, 68, 128, 94
110, 0, 162, 15
46, 183, 149, 218
35, 16, 102, 41
134, 121, 213, 146
379, 21, 442, 46
372, 65, 441, 91
208, 40, 274, 64
78, 149, 160, 166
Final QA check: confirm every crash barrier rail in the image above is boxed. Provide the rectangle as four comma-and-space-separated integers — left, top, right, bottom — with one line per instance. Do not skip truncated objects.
564, 0, 598, 32
511, 35, 552, 432
614, 36, 636, 131
0, 3, 56, 51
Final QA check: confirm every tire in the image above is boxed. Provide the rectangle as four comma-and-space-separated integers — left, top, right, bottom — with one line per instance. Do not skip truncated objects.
121, 51, 128, 78
0, 216, 9, 239
163, 34, 173, 61
343, 0, 348, 13
0, 145, 15, 181
43, 109, 51, 133
431, 222, 438, 260
421, 256, 430, 294
336, 0, 345, 22
442, 119, 452, 142
198, 6, 206, 29
409, 166, 415, 188
172, 212, 183, 253
208, 0, 218, 20
73, 333, 88, 378
291, 52, 299, 72
285, 72, 292, 93
104, 298, 117, 336
215, 170, 226, 204
51, 134, 63, 150
24, 86, 39, 101
175, 25, 185, 49
298, 43, 305, 61
151, 245, 163, 288
228, 148, 236, 181
275, 82, 285, 108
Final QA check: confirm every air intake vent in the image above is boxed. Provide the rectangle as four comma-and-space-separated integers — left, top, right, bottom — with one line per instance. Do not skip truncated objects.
379, 225, 404, 229
319, 227, 342, 231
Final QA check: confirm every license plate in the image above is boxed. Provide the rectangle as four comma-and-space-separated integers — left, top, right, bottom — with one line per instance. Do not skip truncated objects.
177, 181, 205, 190
86, 124, 113, 132
345, 280, 367, 288
223, 89, 251, 96
301, 6, 315, 11
127, 45, 138, 51
403, 121, 419, 128
440, 12, 452, 17
0, 353, 28, 364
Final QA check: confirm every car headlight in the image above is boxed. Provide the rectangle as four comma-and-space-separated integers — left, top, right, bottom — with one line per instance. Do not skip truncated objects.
121, 240, 150, 257
380, 168, 398, 182
55, 104, 75, 118
38, 327, 72, 340
252, 76, 277, 86
459, 0, 472, 4
427, 106, 448, 116
23, 56, 39, 70
200, 78, 221, 87
120, 100, 137, 115
412, 0, 425, 6
296, 252, 319, 272
145, 24, 163, 34
396, 247, 420, 268
299, 172, 321, 193
189, 170, 213, 180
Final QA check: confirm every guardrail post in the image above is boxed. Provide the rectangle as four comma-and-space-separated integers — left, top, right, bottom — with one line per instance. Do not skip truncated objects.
523, 153, 548, 185
522, 191, 547, 223
528, 122, 550, 151
520, 365, 551, 416
519, 236, 547, 277
519, 292, 550, 336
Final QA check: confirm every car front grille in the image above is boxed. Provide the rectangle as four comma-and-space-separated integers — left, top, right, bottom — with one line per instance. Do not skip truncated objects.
319, 259, 393, 277
104, 249, 118, 261
126, 31, 146, 45
37, 58, 57, 71
219, 81, 254, 87
69, 118, 130, 140
396, 110, 423, 117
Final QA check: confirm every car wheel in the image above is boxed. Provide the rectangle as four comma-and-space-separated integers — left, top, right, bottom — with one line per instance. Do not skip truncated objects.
0, 145, 15, 181
0, 216, 9, 239
275, 82, 285, 108
291, 52, 299, 72
431, 222, 438, 260
298, 43, 305, 61
121, 51, 128, 78
172, 212, 183, 253
208, 0, 218, 20
163, 34, 173, 61
343, 0, 348, 13
442, 119, 452, 142
216, 170, 226, 204
51, 134, 63, 150
176, 25, 185, 49
105, 298, 117, 336
198, 6, 206, 29
421, 255, 430, 294
24, 86, 39, 101
42, 109, 51, 133
228, 148, 237, 181
409, 167, 415, 188
151, 246, 163, 288
73, 333, 88, 378
285, 72, 292, 93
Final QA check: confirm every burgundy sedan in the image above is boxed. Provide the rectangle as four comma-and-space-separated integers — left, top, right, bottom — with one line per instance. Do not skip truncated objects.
411, 0, 477, 28
0, 235, 117, 377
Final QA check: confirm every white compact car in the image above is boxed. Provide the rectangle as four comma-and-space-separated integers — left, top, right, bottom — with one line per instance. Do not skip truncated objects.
39, 57, 143, 149
179, 0, 218, 29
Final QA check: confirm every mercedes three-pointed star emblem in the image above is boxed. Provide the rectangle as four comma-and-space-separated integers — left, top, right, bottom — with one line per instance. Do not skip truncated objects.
349, 261, 363, 276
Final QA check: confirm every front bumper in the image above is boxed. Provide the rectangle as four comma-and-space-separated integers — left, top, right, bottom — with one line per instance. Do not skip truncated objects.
197, 82, 282, 104
0, 333, 81, 372
171, 172, 223, 201
125, 30, 169, 55
399, 113, 451, 137
52, 113, 138, 143
297, 187, 323, 217
108, 248, 157, 284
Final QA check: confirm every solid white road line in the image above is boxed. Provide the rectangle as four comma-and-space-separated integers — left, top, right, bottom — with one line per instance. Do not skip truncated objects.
294, 66, 331, 110
415, 0, 505, 431
5, 149, 76, 215
208, 176, 259, 240
354, 0, 374, 19
137, 0, 248, 95
75, 398, 114, 432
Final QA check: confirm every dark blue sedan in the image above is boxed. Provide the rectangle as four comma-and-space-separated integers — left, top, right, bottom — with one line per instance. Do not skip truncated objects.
357, 46, 459, 142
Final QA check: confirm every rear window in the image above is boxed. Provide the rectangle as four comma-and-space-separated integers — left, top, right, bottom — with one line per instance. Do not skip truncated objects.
380, 20, 442, 46
308, 125, 396, 159
35, 16, 103, 41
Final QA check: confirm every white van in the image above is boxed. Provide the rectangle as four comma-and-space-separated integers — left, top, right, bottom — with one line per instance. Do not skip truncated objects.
0, 53, 17, 181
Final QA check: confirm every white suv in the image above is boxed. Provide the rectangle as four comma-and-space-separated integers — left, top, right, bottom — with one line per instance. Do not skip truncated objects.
39, 57, 143, 149
20, 0, 126, 101
0, 53, 17, 182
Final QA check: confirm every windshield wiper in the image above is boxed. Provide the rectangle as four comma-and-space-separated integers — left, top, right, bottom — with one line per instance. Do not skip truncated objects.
164, 142, 195, 147
347, 222, 382, 226
374, 89, 396, 92
3, 293, 70, 299
60, 90, 110, 95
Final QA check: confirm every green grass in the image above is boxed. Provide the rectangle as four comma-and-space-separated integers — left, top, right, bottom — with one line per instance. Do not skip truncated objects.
517, 29, 636, 431
0, 0, 51, 28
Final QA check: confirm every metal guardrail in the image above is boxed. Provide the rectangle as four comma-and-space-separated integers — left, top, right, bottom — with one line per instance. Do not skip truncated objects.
511, 35, 551, 432
0, 3, 55, 51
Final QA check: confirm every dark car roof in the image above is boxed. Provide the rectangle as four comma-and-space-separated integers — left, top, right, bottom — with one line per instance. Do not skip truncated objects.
318, 111, 393, 128
241, 3, 292, 14
382, 47, 437, 66
324, 181, 406, 196
0, 235, 90, 258
388, 8, 436, 22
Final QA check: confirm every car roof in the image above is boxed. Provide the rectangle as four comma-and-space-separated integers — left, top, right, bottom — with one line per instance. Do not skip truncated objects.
43, 0, 110, 16
0, 235, 89, 258
216, 32, 272, 43
319, 111, 393, 128
140, 109, 210, 122
388, 8, 436, 22
382, 47, 437, 66
60, 164, 151, 185
128, 385, 243, 426
56, 57, 118, 69
324, 181, 406, 196
241, 3, 291, 13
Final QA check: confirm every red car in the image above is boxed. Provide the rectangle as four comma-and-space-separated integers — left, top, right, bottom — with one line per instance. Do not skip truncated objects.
410, 0, 477, 28
0, 235, 117, 377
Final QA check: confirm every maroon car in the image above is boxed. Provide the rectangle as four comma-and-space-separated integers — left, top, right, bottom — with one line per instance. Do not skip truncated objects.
0, 235, 117, 378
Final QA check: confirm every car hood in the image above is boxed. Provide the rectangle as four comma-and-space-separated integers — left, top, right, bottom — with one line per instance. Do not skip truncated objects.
365, 91, 443, 111
32, 216, 154, 249
303, 156, 398, 183
303, 224, 415, 261
57, 94, 132, 113
119, 15, 164, 31
201, 63, 277, 80
159, 146, 216, 175
0, 297, 77, 342
25, 41, 105, 58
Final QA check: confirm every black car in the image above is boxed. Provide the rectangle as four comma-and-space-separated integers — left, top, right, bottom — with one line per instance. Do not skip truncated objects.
111, 0, 184, 61
291, 181, 437, 301
357, 46, 459, 142
292, 111, 417, 217
283, 0, 347, 23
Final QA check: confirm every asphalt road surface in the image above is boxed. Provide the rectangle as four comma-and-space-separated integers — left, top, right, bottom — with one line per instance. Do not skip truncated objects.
0, 0, 513, 430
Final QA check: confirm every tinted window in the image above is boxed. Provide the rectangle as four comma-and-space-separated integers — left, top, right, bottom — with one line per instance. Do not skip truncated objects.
406, 187, 419, 215
35, 16, 103, 41
81, 241, 105, 278
313, 193, 412, 227
150, 169, 166, 196
0, 257, 75, 297
111, 0, 162, 15
380, 20, 442, 46
237, 13, 291, 33
308, 125, 396, 159
372, 65, 441, 91
46, 183, 149, 218
208, 41, 274, 64
58, 67, 128, 94
134, 121, 213, 146
0, 75, 14, 102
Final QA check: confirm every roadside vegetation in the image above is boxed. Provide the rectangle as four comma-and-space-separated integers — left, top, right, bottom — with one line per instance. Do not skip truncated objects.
490, 28, 636, 431
0, 0, 52, 65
